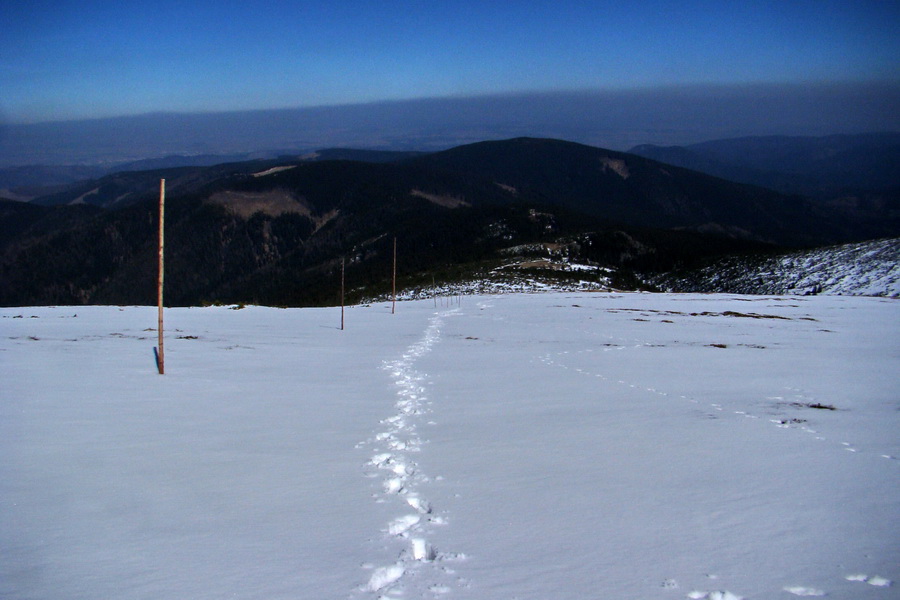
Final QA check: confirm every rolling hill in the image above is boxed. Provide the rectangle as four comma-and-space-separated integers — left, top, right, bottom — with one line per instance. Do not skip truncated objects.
629, 133, 900, 196
629, 134, 900, 243
1, 137, 896, 307
651, 237, 900, 298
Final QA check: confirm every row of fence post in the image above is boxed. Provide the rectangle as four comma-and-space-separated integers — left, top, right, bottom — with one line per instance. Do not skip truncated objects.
154, 179, 402, 372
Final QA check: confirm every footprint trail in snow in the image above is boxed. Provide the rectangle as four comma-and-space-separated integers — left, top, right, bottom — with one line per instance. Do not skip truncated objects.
540, 342, 896, 599
540, 344, 900, 465
357, 309, 466, 597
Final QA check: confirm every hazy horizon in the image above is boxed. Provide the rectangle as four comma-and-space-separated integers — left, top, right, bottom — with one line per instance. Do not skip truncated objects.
3, 2, 898, 167
2, 82, 899, 167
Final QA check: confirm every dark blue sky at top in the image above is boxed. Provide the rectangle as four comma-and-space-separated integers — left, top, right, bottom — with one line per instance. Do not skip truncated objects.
2, 0, 899, 124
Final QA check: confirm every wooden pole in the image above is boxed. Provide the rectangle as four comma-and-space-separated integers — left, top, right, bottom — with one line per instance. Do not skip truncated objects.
157, 179, 165, 375
391, 236, 397, 315
341, 257, 345, 331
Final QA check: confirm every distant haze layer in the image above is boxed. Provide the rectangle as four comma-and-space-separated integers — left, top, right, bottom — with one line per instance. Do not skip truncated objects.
1, 83, 898, 167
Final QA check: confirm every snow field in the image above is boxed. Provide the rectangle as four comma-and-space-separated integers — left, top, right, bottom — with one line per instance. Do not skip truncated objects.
1, 293, 898, 599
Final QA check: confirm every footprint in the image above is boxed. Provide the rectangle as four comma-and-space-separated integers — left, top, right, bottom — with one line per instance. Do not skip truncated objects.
370, 453, 393, 467
845, 574, 892, 587
387, 514, 420, 536
383, 477, 404, 494
406, 495, 432, 514
783, 586, 825, 596
411, 537, 436, 561
388, 438, 413, 451
390, 461, 411, 476
366, 564, 405, 592
686, 592, 743, 600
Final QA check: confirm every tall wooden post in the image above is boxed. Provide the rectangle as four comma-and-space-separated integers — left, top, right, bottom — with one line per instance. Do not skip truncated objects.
391, 236, 397, 315
157, 179, 165, 375
341, 257, 345, 331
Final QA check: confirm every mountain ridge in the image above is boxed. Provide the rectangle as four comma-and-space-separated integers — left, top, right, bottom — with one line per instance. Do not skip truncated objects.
2, 137, 897, 307
628, 132, 900, 196
650, 237, 900, 298
20, 136, 847, 245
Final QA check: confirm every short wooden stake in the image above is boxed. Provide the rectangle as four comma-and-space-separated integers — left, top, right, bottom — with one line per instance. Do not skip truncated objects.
157, 179, 165, 375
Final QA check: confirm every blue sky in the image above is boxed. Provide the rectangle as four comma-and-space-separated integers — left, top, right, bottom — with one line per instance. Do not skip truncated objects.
2, 0, 898, 124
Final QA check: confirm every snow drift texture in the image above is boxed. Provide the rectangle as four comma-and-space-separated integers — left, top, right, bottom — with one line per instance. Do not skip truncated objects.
2, 292, 898, 599
657, 237, 900, 298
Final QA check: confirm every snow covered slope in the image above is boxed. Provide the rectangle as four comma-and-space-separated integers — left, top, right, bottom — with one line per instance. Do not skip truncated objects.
2, 293, 898, 599
656, 237, 900, 298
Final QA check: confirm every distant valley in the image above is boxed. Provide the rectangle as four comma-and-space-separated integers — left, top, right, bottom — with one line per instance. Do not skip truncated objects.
1, 136, 897, 307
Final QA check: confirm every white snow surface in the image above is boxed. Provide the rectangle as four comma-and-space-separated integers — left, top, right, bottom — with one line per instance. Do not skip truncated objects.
664, 237, 900, 298
2, 292, 898, 600
765, 238, 900, 297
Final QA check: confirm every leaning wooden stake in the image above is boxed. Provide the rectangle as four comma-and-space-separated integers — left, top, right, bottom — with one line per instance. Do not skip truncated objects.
157, 179, 165, 375
391, 236, 397, 315
340, 257, 345, 331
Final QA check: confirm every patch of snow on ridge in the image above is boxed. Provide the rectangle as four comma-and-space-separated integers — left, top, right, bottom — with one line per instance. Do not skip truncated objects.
767, 238, 899, 297
600, 155, 630, 179
365, 270, 613, 304
251, 165, 297, 177
658, 237, 900, 297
